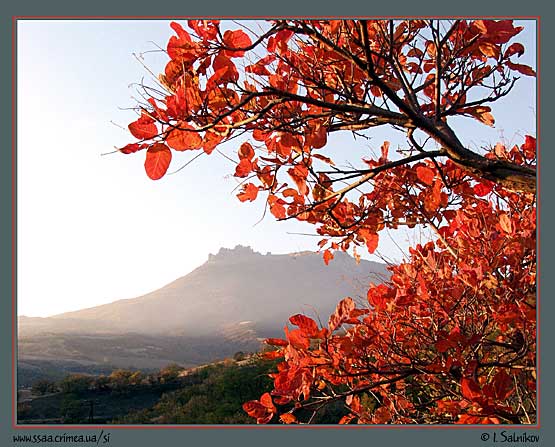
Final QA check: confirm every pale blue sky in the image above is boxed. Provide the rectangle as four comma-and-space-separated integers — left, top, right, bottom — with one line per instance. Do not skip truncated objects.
17, 20, 537, 317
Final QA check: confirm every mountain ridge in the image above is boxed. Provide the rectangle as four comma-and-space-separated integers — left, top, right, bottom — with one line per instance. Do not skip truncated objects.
18, 245, 390, 370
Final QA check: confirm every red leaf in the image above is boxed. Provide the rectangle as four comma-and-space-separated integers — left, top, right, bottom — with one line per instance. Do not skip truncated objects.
268, 195, 287, 219
170, 21, 191, 42
492, 370, 514, 400
128, 115, 158, 140
166, 124, 202, 151
473, 181, 494, 197
237, 183, 259, 202
289, 314, 319, 337
144, 143, 172, 180
358, 229, 379, 254
435, 339, 453, 353
380, 141, 390, 161
285, 327, 310, 349
504, 42, 525, 58
478, 41, 500, 59
416, 165, 435, 186
234, 158, 253, 178
187, 19, 219, 41
280, 413, 297, 424
328, 297, 355, 332
210, 54, 239, 85
507, 61, 536, 77
167, 23, 198, 62
306, 124, 327, 149
260, 392, 276, 412
499, 213, 513, 234
461, 378, 482, 401
276, 133, 301, 157
521, 135, 536, 158
288, 164, 309, 195
323, 249, 334, 265
372, 406, 392, 424
265, 338, 289, 347
461, 106, 495, 126
119, 143, 142, 154
223, 29, 252, 57
202, 130, 223, 155
238, 142, 255, 160
242, 399, 273, 424
472, 20, 523, 45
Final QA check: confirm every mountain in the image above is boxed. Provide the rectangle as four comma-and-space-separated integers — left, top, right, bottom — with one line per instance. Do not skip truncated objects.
18, 246, 389, 373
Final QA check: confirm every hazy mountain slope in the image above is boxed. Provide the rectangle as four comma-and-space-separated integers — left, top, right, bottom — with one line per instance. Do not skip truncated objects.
18, 246, 390, 371
19, 246, 389, 337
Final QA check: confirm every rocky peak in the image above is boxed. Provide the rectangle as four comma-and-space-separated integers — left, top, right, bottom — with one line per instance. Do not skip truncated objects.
207, 245, 262, 262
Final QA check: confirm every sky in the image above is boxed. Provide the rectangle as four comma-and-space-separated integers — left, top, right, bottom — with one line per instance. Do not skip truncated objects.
16, 19, 537, 317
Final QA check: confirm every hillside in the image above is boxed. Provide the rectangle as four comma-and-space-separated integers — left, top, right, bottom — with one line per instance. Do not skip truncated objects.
18, 246, 389, 373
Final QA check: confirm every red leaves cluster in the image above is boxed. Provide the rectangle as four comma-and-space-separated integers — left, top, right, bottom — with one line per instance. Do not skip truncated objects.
144, 143, 172, 180
243, 137, 536, 424
120, 19, 535, 193
242, 392, 276, 424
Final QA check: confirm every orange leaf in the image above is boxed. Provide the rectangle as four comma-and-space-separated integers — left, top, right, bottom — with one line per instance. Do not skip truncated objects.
289, 314, 320, 337
306, 124, 327, 149
328, 297, 355, 332
521, 135, 536, 158
416, 165, 435, 186
223, 29, 252, 57
478, 41, 500, 59
262, 350, 284, 360
119, 143, 142, 154
473, 181, 494, 197
242, 400, 273, 424
202, 130, 223, 155
268, 195, 287, 219
260, 392, 276, 412
166, 124, 202, 151
499, 213, 513, 234
280, 413, 297, 424
461, 106, 495, 126
504, 42, 525, 58
238, 142, 255, 160
129, 115, 158, 140
461, 378, 482, 401
234, 158, 253, 178
323, 249, 334, 265
492, 370, 514, 400
144, 143, 172, 180
339, 414, 355, 424
506, 61, 536, 77
380, 141, 390, 161
288, 164, 309, 195
285, 327, 310, 349
312, 153, 335, 166
359, 229, 379, 254
265, 338, 288, 347
237, 183, 259, 202
372, 406, 392, 424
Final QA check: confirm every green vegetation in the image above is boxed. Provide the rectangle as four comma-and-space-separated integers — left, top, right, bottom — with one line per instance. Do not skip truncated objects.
115, 358, 276, 424
18, 355, 284, 424
18, 352, 350, 424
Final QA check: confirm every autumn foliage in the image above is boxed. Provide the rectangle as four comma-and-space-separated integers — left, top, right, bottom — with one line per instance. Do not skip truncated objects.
120, 19, 536, 424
